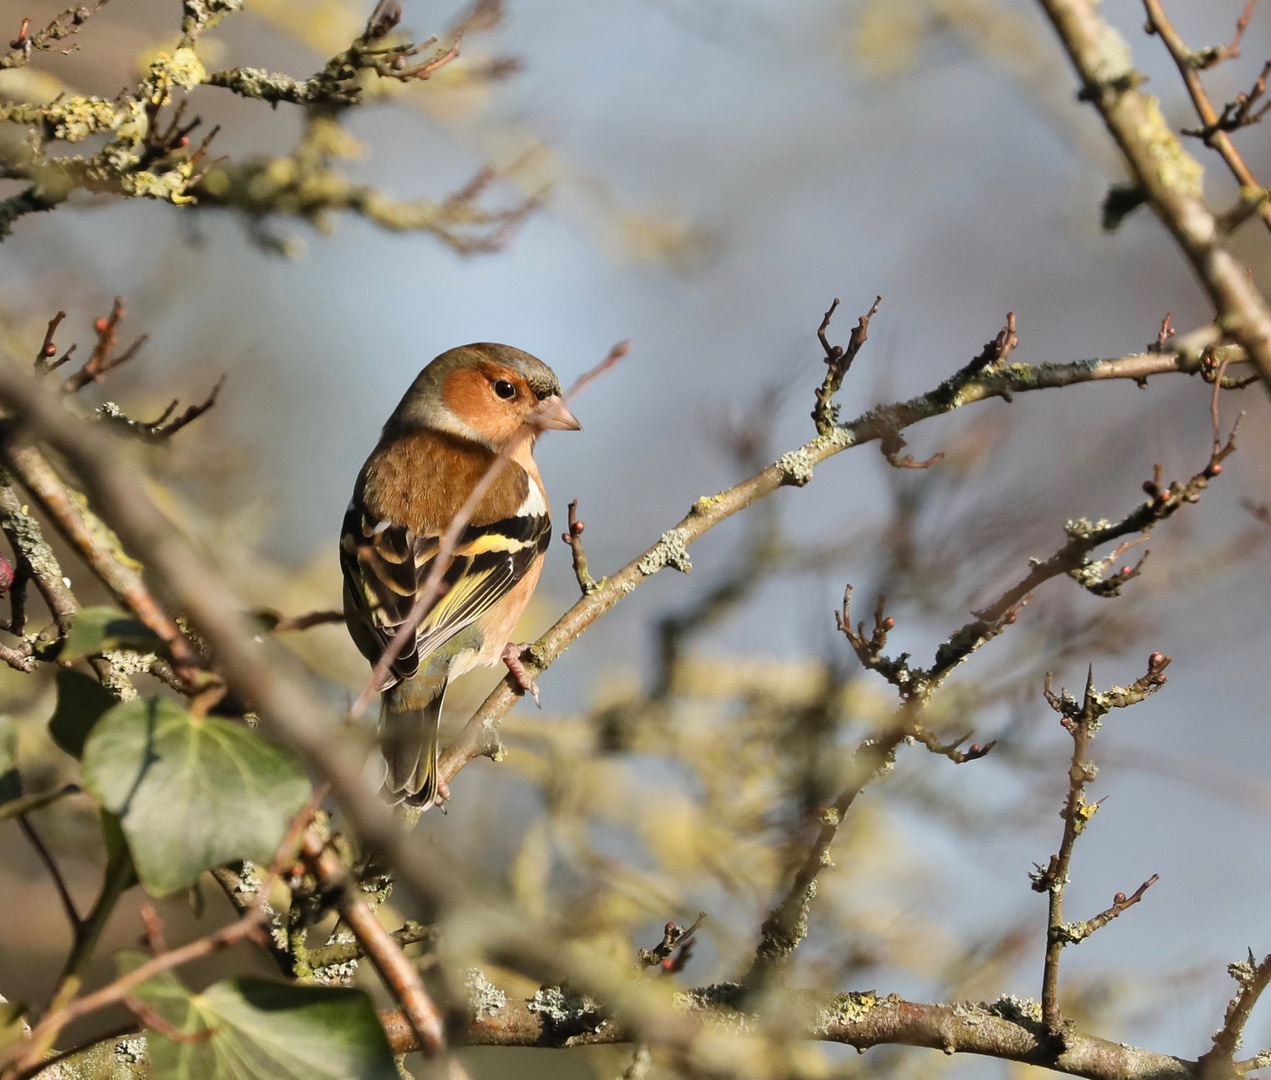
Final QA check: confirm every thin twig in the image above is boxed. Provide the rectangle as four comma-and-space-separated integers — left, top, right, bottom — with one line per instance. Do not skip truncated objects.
563, 499, 599, 595
300, 830, 446, 1056
1142, 0, 1271, 236
1201, 950, 1271, 1073
1062, 875, 1160, 943
1037, 654, 1170, 1034
0, 438, 205, 679
261, 609, 346, 634
16, 816, 80, 930
306, 921, 437, 970
637, 914, 706, 971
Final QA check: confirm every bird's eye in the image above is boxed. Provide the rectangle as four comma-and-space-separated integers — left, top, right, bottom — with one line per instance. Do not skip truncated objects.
493, 380, 516, 400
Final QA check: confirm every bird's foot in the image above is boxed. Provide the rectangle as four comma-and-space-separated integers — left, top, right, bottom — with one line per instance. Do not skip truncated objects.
501, 642, 541, 707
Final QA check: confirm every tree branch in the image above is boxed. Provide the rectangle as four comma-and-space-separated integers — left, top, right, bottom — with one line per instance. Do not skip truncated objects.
1037, 655, 1170, 1034
0, 315, 1248, 950
1036, 0, 1271, 391
376, 985, 1201, 1080
1142, 0, 1271, 235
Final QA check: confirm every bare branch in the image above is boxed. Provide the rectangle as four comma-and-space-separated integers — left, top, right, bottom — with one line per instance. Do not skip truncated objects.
636, 913, 705, 972
300, 830, 446, 1056
1038, 654, 1170, 1034
563, 499, 600, 595
97, 376, 225, 441
378, 984, 1202, 1080
1039, 0, 1271, 389
1201, 950, 1271, 1072
0, 1, 109, 71
1057, 875, 1160, 945
812, 295, 881, 435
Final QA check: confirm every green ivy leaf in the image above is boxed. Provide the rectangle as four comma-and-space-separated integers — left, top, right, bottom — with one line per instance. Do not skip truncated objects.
61, 606, 162, 661
49, 668, 119, 758
81, 698, 311, 897
124, 958, 398, 1080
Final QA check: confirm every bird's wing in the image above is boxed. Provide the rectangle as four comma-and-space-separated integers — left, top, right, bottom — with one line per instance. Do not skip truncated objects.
341, 497, 550, 687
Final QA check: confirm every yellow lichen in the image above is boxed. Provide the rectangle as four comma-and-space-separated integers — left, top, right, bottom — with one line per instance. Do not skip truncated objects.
1137, 94, 1204, 199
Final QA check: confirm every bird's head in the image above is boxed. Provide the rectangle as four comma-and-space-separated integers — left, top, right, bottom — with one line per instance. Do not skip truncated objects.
389, 342, 581, 449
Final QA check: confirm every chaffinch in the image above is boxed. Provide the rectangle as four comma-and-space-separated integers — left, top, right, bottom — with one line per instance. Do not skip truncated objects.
341, 343, 580, 809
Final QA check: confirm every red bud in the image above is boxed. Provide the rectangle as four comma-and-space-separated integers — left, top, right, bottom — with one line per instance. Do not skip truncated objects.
94, 317, 108, 333
1114, 892, 1126, 904
881, 617, 895, 631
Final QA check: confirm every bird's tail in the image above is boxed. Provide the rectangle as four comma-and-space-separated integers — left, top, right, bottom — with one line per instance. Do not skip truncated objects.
381, 680, 447, 809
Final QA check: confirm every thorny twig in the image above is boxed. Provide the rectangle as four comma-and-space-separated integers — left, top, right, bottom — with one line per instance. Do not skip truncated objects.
1187, 60, 1271, 140
909, 728, 996, 764
812, 295, 881, 435
836, 408, 1237, 708
1036, 654, 1170, 1035
1200, 949, 1271, 1072
440, 318, 1257, 791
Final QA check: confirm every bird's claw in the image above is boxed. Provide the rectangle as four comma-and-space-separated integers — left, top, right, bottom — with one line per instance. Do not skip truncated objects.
501, 642, 541, 708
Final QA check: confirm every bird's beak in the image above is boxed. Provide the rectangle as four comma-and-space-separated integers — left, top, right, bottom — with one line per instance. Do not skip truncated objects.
532, 395, 582, 431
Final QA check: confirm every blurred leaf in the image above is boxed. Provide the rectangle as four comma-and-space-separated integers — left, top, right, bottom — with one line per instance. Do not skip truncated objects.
0, 998, 26, 1052
61, 606, 162, 661
0, 715, 19, 804
81, 698, 311, 897
0, 785, 77, 823
49, 668, 120, 759
122, 955, 398, 1080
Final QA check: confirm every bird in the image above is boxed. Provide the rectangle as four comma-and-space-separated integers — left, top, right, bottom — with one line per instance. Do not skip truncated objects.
340, 343, 580, 809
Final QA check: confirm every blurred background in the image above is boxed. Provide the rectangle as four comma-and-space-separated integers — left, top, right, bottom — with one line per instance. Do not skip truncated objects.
4, 0, 1271, 1076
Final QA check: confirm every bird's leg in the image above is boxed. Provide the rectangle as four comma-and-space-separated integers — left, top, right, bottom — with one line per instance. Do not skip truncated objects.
501, 642, 541, 707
